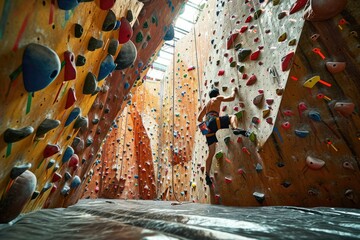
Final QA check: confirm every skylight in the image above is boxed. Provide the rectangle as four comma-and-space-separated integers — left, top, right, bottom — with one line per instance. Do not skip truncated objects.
146, 0, 206, 81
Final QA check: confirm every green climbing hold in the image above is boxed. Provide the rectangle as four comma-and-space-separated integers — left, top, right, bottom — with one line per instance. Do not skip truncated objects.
143, 21, 149, 28
136, 32, 143, 43
235, 110, 245, 120
238, 49, 251, 62
183, 74, 187, 78
152, 15, 158, 26
215, 151, 223, 160
254, 10, 262, 20
230, 61, 237, 67
237, 65, 245, 73
146, 35, 151, 41
249, 132, 257, 142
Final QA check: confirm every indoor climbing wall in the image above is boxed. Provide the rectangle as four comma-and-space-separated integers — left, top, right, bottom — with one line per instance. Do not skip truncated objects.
258, 0, 360, 207
0, 0, 143, 220
83, 80, 161, 200
157, 0, 360, 207
154, 31, 200, 201
0, 0, 184, 222
45, 0, 185, 208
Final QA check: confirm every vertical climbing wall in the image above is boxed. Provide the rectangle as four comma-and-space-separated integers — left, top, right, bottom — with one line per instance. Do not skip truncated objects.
0, 0, 184, 221
185, 0, 359, 207
96, 0, 360, 207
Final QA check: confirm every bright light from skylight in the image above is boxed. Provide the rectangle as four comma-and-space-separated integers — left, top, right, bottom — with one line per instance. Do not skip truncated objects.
145, 0, 206, 81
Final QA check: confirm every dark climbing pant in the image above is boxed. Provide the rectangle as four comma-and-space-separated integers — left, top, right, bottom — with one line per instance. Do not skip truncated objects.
205, 116, 230, 146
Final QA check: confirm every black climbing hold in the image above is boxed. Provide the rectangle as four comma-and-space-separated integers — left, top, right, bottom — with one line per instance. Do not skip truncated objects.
88, 37, 103, 51
73, 116, 88, 129
164, 25, 174, 41
253, 192, 265, 203
58, 0, 78, 10
115, 40, 137, 70
31, 191, 40, 200
76, 55, 86, 66
72, 137, 81, 147
83, 72, 97, 95
91, 86, 101, 96
36, 119, 60, 138
46, 159, 56, 169
92, 118, 99, 124
74, 23, 83, 38
102, 10, 116, 32
238, 49, 251, 62
41, 182, 52, 193
65, 172, 72, 181
104, 108, 110, 113
4, 126, 34, 143
282, 181, 291, 188
126, 10, 133, 22
86, 137, 93, 146
10, 163, 32, 179
108, 39, 119, 56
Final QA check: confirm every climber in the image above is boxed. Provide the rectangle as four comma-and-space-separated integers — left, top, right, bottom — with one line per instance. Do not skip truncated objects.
197, 87, 247, 186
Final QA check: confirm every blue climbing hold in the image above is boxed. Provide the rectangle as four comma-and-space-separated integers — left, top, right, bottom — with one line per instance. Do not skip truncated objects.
22, 43, 60, 92
295, 129, 310, 138
308, 110, 322, 122
70, 175, 81, 188
57, 0, 79, 10
113, 20, 121, 30
98, 54, 116, 81
65, 107, 81, 127
124, 82, 130, 89
62, 146, 74, 163
164, 25, 174, 41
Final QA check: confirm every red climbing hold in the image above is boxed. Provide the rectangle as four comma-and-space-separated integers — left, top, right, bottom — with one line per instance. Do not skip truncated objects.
225, 177, 232, 184
250, 50, 260, 60
52, 172, 62, 183
100, 0, 116, 10
222, 106, 227, 111
242, 147, 250, 155
226, 33, 239, 50
239, 26, 248, 34
187, 66, 195, 71
65, 88, 76, 109
266, 117, 273, 124
283, 109, 294, 116
245, 15, 252, 23
281, 52, 294, 71
289, 0, 308, 15
281, 122, 291, 130
246, 75, 257, 86
64, 51, 76, 81
69, 154, 79, 169
218, 70, 225, 76
43, 144, 60, 158
118, 17, 133, 44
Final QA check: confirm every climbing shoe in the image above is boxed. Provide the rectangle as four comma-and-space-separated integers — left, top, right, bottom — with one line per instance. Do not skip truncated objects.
205, 174, 212, 186
232, 128, 247, 136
